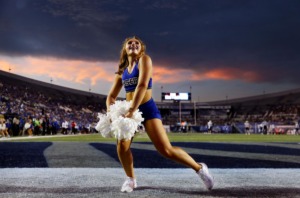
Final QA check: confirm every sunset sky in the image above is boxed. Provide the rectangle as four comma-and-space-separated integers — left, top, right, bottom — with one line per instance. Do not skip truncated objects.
1, 0, 300, 102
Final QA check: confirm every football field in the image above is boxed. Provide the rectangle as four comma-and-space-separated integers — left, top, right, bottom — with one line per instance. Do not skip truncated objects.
1, 133, 300, 197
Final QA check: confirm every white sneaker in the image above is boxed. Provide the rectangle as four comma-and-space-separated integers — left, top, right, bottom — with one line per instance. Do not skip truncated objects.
120, 177, 137, 193
197, 163, 214, 190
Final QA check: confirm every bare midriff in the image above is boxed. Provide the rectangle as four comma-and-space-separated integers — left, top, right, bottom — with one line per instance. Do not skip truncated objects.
125, 89, 152, 105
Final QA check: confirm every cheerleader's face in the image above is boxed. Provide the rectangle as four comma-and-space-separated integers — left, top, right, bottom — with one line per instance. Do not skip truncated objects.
125, 39, 141, 56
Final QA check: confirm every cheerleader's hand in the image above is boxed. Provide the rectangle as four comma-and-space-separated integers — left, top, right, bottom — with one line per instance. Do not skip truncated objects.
124, 107, 134, 118
124, 111, 133, 118
106, 100, 115, 112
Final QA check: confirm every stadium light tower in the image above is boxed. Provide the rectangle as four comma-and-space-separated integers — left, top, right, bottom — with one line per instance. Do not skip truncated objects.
190, 85, 192, 103
161, 86, 163, 102
179, 100, 181, 123
194, 101, 196, 125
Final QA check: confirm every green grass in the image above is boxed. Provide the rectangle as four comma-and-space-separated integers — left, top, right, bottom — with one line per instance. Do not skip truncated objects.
7, 132, 300, 143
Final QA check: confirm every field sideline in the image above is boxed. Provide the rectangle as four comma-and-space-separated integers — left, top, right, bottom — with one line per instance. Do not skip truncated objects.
3, 132, 300, 142
1, 132, 300, 197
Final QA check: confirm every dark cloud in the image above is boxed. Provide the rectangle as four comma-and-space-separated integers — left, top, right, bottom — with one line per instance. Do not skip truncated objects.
0, 0, 300, 84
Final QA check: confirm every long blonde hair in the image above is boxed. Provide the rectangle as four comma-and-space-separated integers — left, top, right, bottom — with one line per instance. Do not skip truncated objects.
116, 36, 146, 75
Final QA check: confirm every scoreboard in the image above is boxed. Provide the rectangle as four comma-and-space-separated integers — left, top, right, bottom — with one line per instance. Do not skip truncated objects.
161, 92, 191, 101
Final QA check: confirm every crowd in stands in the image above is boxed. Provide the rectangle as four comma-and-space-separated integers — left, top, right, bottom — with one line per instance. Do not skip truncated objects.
0, 80, 105, 138
1, 76, 300, 137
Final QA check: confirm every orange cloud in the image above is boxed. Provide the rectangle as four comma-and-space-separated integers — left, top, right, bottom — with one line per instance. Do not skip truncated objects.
154, 65, 260, 83
153, 66, 200, 83
0, 56, 117, 86
202, 67, 260, 82
0, 60, 14, 71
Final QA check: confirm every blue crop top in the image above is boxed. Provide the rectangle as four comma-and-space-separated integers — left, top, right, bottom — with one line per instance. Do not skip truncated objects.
122, 61, 152, 93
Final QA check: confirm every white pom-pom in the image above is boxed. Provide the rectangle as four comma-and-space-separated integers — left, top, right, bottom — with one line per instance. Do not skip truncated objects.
96, 100, 144, 140
111, 117, 138, 140
95, 113, 113, 138
109, 100, 131, 120
132, 110, 144, 124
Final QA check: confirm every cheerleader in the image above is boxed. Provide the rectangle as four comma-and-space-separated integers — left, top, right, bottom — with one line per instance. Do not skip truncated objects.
23, 117, 33, 136
0, 118, 10, 138
106, 36, 214, 192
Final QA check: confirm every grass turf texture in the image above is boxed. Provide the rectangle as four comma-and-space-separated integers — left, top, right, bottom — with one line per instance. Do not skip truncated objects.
8, 133, 300, 143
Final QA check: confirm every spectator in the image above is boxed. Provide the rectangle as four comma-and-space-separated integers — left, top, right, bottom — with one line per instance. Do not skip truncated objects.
19, 117, 25, 136
61, 120, 69, 135
33, 118, 41, 135
295, 121, 299, 135
244, 120, 251, 135
71, 121, 76, 134
12, 116, 20, 136
261, 120, 268, 135
207, 120, 213, 134
51, 118, 59, 135
269, 124, 275, 135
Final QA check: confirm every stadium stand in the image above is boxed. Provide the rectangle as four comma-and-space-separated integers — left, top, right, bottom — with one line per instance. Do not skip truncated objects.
0, 70, 107, 137
1, 69, 299, 136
